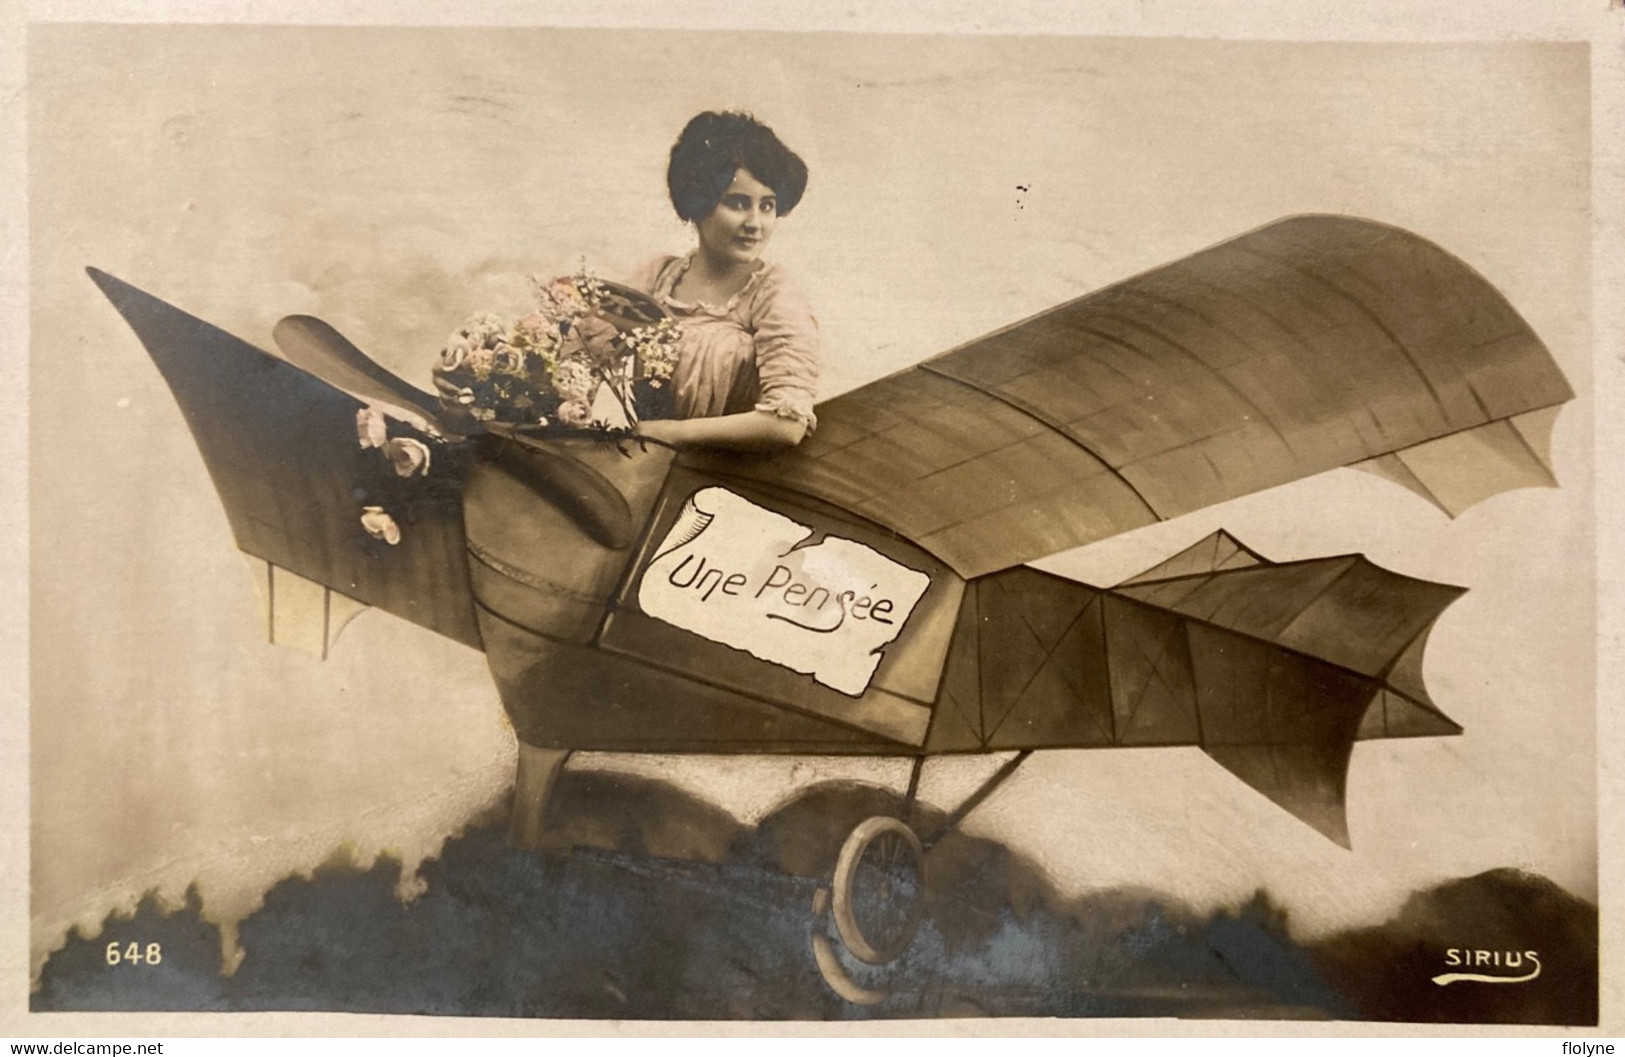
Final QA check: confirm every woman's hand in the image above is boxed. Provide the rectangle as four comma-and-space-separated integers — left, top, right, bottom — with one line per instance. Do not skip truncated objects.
432, 370, 468, 403
430, 364, 482, 434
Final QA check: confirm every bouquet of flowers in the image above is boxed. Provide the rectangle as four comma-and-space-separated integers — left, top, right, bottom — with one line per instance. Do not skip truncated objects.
352, 270, 679, 548
436, 273, 681, 433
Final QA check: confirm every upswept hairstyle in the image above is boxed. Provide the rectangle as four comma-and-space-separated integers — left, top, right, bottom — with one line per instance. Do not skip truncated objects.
666, 111, 809, 222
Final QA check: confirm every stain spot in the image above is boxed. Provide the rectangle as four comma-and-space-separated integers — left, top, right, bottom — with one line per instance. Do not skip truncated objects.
161, 113, 198, 151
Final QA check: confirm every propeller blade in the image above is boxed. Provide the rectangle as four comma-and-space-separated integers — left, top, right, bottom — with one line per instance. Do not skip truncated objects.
273, 314, 446, 426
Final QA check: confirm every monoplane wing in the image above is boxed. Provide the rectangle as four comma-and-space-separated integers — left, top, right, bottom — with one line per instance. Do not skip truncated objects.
686, 215, 1572, 578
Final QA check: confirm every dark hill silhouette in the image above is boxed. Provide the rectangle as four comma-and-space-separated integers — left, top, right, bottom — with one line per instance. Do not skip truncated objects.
33, 772, 1595, 1023
1311, 868, 1597, 1024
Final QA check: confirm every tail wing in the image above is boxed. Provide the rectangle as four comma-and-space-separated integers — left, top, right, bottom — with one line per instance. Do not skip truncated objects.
1114, 532, 1463, 846
924, 531, 1463, 846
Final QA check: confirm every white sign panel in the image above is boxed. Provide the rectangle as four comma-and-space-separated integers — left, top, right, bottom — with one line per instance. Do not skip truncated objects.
637, 488, 932, 697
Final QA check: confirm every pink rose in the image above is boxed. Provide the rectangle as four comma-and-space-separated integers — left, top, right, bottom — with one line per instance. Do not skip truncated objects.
491, 342, 526, 376
360, 506, 401, 545
513, 312, 557, 349
382, 437, 432, 477
465, 346, 495, 381
544, 277, 587, 316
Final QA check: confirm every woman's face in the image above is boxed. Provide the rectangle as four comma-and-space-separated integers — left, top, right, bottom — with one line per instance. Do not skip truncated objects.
695, 168, 777, 268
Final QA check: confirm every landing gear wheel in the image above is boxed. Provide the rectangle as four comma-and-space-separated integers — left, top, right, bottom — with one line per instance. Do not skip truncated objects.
809, 888, 890, 1006
831, 815, 925, 966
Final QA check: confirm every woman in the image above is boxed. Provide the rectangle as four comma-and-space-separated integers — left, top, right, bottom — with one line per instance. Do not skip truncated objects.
432, 111, 817, 451
630, 110, 819, 452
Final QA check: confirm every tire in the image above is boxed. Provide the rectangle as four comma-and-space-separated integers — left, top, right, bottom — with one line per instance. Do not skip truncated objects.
830, 816, 925, 966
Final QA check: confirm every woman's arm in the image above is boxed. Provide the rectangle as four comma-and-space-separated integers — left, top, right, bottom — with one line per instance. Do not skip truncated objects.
639, 410, 806, 451
746, 267, 819, 445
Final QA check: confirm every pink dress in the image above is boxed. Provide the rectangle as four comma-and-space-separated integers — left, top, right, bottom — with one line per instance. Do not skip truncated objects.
628, 253, 820, 431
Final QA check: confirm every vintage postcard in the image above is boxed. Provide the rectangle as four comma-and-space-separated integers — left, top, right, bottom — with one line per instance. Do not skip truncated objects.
8, 2, 1621, 1037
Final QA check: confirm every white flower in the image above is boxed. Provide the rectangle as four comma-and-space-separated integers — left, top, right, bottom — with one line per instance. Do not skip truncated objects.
360, 506, 401, 545
552, 358, 597, 403
466, 312, 508, 344
556, 399, 592, 428
356, 406, 389, 449
382, 437, 432, 477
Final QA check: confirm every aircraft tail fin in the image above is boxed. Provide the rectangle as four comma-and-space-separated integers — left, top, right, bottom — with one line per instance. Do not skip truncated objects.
926, 531, 1464, 846
1114, 532, 1465, 847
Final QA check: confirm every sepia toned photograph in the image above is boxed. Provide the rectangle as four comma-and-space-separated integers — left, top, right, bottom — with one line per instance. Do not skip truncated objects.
15, 10, 1613, 1032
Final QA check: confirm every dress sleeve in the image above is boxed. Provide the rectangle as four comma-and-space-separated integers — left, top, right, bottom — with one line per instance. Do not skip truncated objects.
625, 255, 677, 296
749, 267, 820, 432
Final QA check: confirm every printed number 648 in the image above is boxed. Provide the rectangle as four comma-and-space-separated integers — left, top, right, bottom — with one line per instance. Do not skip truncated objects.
105, 942, 162, 966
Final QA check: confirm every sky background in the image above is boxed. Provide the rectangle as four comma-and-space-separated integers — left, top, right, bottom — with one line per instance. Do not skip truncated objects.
25, 25, 1594, 995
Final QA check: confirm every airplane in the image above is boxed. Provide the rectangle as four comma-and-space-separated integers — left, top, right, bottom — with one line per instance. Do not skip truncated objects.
87, 213, 1573, 1003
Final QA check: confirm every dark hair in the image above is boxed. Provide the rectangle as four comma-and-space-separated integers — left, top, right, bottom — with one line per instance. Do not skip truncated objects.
666, 111, 809, 222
